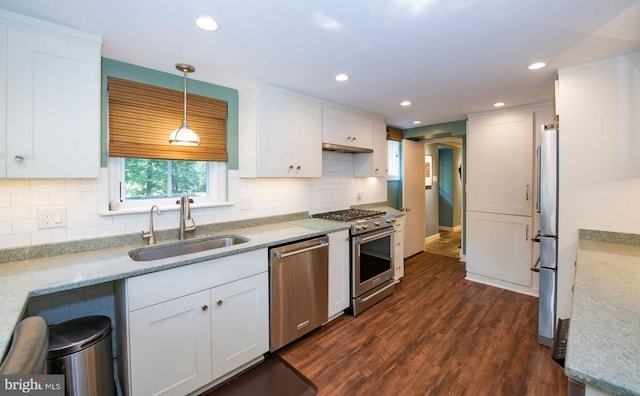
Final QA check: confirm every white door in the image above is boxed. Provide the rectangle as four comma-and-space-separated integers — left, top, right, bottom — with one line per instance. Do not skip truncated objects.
129, 290, 212, 396
211, 272, 269, 380
402, 139, 426, 257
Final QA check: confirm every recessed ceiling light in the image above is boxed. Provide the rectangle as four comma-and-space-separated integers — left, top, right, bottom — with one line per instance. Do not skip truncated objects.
196, 16, 219, 31
412, 120, 422, 124
528, 62, 546, 70
400, 101, 412, 106
493, 102, 505, 107
335, 73, 349, 82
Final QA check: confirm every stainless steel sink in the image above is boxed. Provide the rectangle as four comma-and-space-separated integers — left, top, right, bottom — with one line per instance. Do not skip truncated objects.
129, 235, 249, 262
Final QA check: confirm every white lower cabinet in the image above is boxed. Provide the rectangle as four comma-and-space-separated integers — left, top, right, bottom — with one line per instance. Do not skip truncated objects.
393, 216, 405, 281
129, 290, 212, 396
118, 249, 269, 396
465, 211, 533, 288
328, 230, 350, 319
211, 273, 269, 380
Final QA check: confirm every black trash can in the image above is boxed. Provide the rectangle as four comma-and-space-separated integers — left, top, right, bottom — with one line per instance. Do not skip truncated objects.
47, 315, 116, 396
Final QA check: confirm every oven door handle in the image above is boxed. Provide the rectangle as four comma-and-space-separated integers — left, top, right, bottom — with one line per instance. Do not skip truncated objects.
355, 229, 395, 244
356, 281, 395, 303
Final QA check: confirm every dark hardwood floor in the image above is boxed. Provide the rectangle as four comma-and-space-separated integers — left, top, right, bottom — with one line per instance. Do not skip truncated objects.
279, 251, 568, 396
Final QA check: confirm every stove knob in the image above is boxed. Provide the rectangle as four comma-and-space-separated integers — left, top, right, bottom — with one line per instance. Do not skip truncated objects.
355, 225, 362, 230
386, 218, 395, 223
362, 224, 368, 229
374, 221, 381, 226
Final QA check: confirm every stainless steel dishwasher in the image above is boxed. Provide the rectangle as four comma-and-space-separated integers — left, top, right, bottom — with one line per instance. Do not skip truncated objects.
270, 235, 329, 351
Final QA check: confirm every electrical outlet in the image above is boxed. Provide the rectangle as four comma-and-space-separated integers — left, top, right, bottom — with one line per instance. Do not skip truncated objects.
38, 207, 67, 229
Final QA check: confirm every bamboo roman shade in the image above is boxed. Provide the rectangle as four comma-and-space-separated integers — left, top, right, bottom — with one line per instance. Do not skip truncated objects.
108, 77, 228, 161
386, 126, 403, 141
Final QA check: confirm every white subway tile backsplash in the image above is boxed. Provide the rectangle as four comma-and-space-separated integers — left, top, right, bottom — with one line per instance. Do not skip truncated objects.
30, 180, 66, 193
0, 180, 30, 194
11, 192, 49, 207
1, 151, 388, 249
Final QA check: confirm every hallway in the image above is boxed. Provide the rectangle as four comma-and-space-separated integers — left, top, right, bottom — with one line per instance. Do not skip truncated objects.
425, 229, 462, 259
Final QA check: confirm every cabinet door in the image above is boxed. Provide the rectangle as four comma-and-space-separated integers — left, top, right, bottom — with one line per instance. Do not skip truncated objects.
211, 272, 269, 380
467, 111, 533, 216
129, 290, 212, 396
328, 230, 350, 319
354, 120, 387, 177
6, 26, 100, 178
393, 217, 405, 280
466, 211, 533, 287
322, 106, 373, 150
256, 89, 321, 177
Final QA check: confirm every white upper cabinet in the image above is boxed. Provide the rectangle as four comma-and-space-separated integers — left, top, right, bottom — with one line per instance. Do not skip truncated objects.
354, 119, 387, 177
322, 106, 373, 151
466, 111, 534, 216
239, 84, 322, 178
0, 10, 101, 178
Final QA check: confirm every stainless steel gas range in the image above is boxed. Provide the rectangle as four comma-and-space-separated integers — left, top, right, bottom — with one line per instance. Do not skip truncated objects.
313, 209, 396, 316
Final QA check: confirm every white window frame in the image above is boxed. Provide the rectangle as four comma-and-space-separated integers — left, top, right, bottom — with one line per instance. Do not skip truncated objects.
108, 157, 228, 212
387, 140, 401, 181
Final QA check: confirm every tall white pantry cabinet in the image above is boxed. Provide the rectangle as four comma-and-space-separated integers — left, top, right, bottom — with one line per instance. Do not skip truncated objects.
465, 110, 538, 295
0, 10, 101, 179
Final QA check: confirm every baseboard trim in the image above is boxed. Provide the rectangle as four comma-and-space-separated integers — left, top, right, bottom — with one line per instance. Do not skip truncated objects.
438, 225, 462, 232
425, 233, 440, 243
465, 272, 538, 297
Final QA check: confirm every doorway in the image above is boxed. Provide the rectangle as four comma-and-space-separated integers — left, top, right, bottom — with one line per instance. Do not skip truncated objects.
423, 138, 463, 259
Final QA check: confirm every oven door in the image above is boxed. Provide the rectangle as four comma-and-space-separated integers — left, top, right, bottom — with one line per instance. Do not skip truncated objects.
352, 228, 395, 298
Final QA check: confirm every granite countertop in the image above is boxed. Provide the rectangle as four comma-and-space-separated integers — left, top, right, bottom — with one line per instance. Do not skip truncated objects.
0, 218, 349, 359
565, 229, 640, 396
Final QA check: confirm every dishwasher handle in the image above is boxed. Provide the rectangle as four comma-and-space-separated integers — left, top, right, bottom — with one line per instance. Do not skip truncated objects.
273, 240, 329, 259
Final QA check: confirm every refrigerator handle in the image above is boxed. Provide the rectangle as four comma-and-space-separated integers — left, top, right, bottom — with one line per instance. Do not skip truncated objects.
536, 145, 541, 212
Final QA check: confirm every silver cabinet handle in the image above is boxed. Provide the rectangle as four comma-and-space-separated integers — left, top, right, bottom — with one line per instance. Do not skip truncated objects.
525, 225, 529, 241
526, 184, 530, 201
14, 155, 24, 163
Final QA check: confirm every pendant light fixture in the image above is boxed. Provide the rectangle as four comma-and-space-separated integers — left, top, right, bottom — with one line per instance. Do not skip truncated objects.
169, 63, 201, 146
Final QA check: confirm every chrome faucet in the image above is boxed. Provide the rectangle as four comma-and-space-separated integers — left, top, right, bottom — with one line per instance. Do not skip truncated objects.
179, 192, 196, 240
142, 205, 161, 245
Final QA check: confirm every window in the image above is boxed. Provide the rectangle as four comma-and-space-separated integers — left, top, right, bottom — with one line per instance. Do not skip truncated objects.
106, 76, 230, 210
109, 158, 226, 208
387, 140, 401, 180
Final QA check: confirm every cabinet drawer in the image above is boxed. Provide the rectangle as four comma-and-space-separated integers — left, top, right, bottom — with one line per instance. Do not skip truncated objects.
127, 248, 267, 311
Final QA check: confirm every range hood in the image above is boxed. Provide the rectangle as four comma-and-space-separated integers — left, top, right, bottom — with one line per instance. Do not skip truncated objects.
322, 142, 373, 154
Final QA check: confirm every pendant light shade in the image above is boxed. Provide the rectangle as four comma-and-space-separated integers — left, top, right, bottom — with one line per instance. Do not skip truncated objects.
169, 63, 201, 146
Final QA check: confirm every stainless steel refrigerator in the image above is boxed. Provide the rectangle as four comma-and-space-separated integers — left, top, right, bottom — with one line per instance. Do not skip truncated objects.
536, 124, 558, 347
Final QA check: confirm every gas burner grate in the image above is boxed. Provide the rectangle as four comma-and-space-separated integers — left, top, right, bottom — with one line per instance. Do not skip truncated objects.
312, 209, 386, 222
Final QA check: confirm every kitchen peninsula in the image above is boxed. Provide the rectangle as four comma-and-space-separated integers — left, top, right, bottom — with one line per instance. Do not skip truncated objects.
565, 230, 640, 396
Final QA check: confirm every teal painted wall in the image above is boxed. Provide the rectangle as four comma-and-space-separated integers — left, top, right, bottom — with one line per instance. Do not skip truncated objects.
403, 120, 466, 140
387, 180, 402, 210
100, 58, 239, 169
438, 148, 454, 228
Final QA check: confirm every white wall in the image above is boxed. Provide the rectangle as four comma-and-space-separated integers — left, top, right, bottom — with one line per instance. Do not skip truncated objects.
0, 151, 387, 249
557, 51, 640, 319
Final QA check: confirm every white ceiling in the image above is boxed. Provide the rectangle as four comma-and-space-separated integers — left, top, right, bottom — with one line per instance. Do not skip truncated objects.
1, 0, 639, 129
